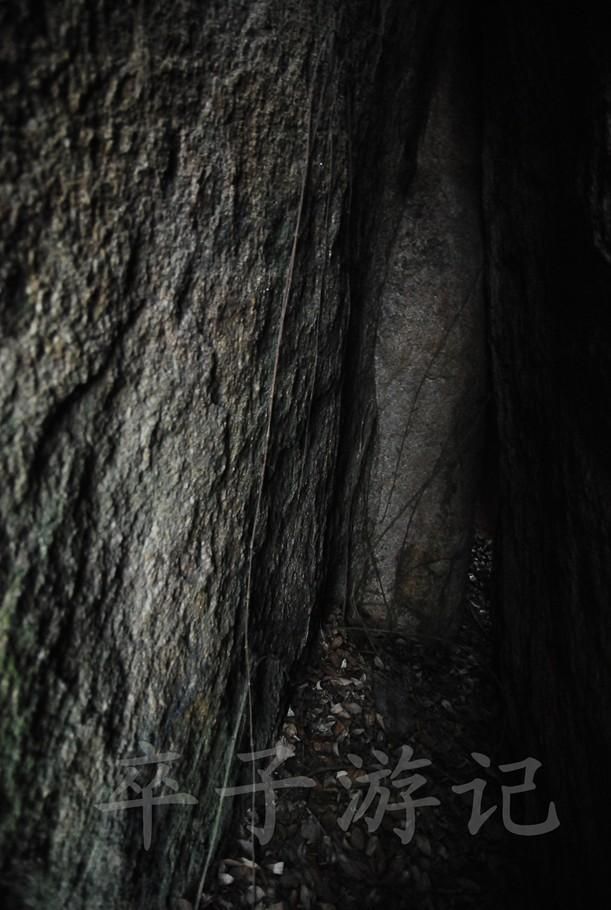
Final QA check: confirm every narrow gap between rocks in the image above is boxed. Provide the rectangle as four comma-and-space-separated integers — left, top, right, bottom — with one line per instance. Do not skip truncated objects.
202, 10, 517, 908
205, 528, 525, 910
5, 3, 609, 908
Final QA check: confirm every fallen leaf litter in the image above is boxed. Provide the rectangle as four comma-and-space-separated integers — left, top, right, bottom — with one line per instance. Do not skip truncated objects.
203, 537, 527, 909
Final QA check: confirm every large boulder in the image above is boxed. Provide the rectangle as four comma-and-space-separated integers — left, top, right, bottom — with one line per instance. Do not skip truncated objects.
361, 7, 485, 633
0, 2, 351, 905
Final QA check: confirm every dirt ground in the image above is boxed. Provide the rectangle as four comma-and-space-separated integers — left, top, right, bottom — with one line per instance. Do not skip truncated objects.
203, 537, 528, 910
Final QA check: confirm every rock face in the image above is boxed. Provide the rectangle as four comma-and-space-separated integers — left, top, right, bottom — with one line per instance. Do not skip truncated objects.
482, 4, 611, 905
5, 1, 609, 906
359, 7, 485, 633
0, 2, 350, 906
0, 1, 474, 907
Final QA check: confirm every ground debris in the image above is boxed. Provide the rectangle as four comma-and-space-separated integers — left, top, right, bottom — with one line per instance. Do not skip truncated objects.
206, 536, 525, 909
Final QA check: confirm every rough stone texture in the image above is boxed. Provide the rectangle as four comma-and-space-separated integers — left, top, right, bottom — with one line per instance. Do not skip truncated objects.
0, 2, 351, 906
482, 4, 611, 905
361, 8, 485, 633
9, 2, 609, 906
326, 1, 485, 635
0, 2, 461, 907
